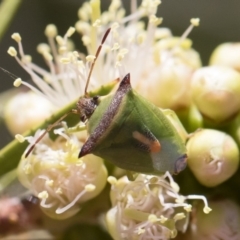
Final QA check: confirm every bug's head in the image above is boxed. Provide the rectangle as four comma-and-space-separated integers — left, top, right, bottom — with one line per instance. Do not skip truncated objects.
76, 28, 111, 122
77, 96, 100, 122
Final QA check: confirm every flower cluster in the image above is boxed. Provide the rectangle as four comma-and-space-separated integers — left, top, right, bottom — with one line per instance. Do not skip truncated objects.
106, 173, 211, 240
17, 129, 107, 219
2, 0, 240, 239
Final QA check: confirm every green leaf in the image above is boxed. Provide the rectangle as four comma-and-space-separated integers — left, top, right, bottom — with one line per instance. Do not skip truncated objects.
0, 0, 22, 42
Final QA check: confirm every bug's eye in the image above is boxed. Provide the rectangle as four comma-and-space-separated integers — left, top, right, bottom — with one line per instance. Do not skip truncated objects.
80, 115, 87, 122
92, 96, 100, 105
174, 154, 187, 174
93, 96, 99, 101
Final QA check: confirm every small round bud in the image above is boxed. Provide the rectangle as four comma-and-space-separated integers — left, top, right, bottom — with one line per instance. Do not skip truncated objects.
209, 43, 240, 72
138, 61, 194, 110
186, 199, 240, 239
191, 66, 240, 123
187, 129, 239, 187
4, 92, 54, 135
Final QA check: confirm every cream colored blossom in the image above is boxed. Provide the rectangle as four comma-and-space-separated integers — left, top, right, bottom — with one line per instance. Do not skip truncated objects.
17, 129, 107, 219
106, 173, 211, 240
76, 1, 201, 110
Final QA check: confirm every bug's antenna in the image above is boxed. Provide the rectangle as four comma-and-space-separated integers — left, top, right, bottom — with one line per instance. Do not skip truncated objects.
84, 28, 111, 97
25, 29, 112, 158
0, 67, 19, 80
25, 111, 75, 158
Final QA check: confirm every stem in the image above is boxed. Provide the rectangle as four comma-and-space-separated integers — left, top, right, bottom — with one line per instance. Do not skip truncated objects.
0, 168, 17, 193
0, 0, 22, 42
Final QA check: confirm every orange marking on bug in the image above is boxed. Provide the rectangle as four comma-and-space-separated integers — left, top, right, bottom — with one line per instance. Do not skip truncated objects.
132, 131, 161, 153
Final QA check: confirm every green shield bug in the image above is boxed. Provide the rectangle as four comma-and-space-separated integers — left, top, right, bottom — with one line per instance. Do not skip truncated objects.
26, 28, 187, 175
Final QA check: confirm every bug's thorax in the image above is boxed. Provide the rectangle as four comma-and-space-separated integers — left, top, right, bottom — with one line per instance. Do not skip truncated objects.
76, 96, 100, 122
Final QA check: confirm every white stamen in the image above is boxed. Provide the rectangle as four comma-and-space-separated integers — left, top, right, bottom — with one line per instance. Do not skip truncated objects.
85, 184, 96, 192
45, 24, 58, 38
56, 35, 65, 46
13, 78, 22, 87
46, 179, 54, 186
86, 55, 96, 62
7, 46, 17, 57
186, 195, 212, 214
173, 212, 185, 221
22, 55, 32, 64
11, 33, 21, 43
159, 215, 168, 223
38, 191, 49, 199
15, 134, 25, 143
190, 18, 200, 27
37, 43, 50, 54
107, 176, 117, 185
66, 27, 76, 37
92, 19, 101, 27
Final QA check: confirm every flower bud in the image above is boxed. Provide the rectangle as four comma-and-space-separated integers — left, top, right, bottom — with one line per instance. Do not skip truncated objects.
187, 129, 239, 187
186, 199, 240, 240
209, 43, 240, 72
191, 66, 240, 123
4, 92, 54, 135
136, 37, 201, 110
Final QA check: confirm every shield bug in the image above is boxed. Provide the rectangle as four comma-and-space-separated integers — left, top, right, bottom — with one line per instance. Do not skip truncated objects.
26, 28, 187, 175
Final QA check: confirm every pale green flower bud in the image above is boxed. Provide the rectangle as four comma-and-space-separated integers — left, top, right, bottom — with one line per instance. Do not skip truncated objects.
187, 104, 203, 132
136, 37, 201, 110
209, 43, 240, 72
106, 173, 210, 240
187, 129, 239, 187
191, 66, 240, 123
4, 92, 54, 135
17, 130, 107, 220
138, 60, 194, 110
185, 199, 240, 239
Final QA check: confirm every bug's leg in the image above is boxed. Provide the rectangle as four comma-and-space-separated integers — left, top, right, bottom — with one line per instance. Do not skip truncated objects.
57, 108, 87, 134
63, 123, 87, 134
161, 109, 189, 141
126, 171, 139, 181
